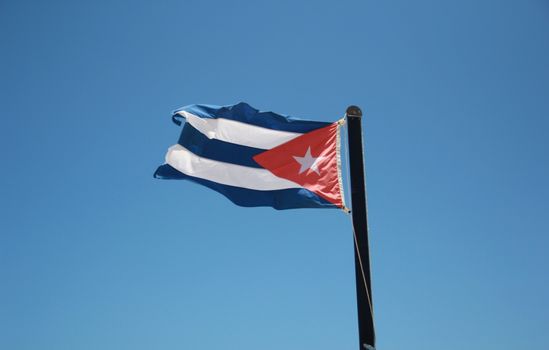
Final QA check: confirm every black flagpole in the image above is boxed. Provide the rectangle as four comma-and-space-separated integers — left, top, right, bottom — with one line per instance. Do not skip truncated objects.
346, 105, 376, 350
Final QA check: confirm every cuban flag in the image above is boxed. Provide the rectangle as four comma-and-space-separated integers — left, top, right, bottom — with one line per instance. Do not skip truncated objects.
154, 102, 347, 210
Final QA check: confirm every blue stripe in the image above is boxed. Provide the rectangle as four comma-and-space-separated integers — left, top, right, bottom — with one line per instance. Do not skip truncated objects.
177, 124, 263, 168
174, 102, 331, 133
153, 164, 337, 210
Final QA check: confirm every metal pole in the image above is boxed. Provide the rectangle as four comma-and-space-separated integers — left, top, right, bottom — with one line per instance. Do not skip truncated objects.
346, 105, 376, 350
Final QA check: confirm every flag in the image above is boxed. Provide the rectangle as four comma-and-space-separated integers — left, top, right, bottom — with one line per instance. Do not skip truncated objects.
154, 102, 347, 210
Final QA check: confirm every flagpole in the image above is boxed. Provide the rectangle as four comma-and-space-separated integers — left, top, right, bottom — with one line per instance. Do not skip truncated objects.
346, 105, 376, 350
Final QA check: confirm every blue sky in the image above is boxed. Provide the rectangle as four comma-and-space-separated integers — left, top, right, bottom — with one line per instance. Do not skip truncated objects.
1, 1, 548, 349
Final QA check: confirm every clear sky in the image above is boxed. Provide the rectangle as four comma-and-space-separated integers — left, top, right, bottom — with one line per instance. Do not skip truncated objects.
1, 1, 548, 349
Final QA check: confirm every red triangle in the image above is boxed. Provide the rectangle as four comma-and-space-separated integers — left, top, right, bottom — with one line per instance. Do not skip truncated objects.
253, 122, 344, 208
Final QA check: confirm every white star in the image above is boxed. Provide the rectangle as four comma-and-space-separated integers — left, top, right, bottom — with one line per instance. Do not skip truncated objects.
293, 147, 326, 175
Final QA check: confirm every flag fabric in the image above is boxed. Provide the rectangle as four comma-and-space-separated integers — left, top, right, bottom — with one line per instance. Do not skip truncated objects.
154, 102, 347, 210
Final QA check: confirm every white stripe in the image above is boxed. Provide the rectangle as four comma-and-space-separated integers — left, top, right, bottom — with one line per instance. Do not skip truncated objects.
177, 111, 302, 149
165, 144, 301, 190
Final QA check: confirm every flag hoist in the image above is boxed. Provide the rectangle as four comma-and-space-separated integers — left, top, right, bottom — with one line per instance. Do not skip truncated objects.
155, 102, 376, 350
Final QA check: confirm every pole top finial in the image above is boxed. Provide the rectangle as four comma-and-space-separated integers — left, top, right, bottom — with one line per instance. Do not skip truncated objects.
346, 105, 362, 118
